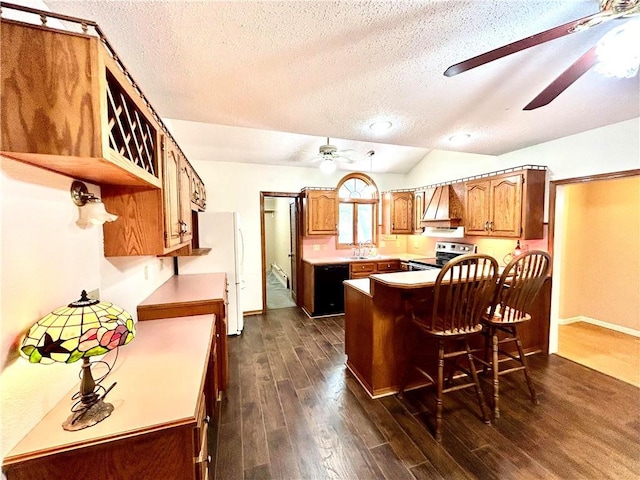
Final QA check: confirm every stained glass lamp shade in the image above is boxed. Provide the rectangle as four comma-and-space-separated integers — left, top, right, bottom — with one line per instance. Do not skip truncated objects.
20, 290, 135, 431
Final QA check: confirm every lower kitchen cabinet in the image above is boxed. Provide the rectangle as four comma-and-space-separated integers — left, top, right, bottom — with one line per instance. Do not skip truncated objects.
350, 259, 401, 279
2, 316, 215, 480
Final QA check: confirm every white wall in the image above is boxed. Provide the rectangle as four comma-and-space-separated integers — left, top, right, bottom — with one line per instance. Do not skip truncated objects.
0, 159, 173, 459
406, 118, 639, 188
189, 160, 406, 312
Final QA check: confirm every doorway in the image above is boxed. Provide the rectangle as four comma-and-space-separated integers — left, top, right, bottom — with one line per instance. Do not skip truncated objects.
260, 192, 301, 313
548, 170, 640, 386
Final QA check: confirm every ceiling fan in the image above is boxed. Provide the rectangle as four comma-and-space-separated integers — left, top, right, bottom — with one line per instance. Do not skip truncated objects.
311, 138, 356, 173
444, 0, 640, 110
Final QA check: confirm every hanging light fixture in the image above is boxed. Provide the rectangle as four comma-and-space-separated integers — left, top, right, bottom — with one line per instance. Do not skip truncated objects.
594, 19, 640, 78
362, 150, 377, 198
319, 158, 336, 174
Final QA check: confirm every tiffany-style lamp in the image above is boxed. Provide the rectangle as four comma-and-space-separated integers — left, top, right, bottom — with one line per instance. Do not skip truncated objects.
20, 290, 135, 431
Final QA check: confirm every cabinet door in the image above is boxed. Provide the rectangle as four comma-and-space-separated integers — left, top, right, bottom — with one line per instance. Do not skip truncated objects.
413, 191, 425, 234
391, 192, 413, 234
163, 140, 182, 248
464, 179, 490, 236
489, 174, 523, 237
306, 190, 337, 235
179, 160, 193, 243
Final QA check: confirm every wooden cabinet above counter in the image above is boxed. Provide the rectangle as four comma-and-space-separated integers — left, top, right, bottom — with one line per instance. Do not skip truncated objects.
1, 19, 160, 188
1, 9, 207, 256
303, 189, 338, 236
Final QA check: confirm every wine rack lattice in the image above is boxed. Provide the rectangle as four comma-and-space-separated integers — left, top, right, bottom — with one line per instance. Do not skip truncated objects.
106, 71, 157, 177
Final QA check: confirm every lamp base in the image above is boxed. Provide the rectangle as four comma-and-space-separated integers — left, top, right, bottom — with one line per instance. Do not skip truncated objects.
62, 399, 114, 431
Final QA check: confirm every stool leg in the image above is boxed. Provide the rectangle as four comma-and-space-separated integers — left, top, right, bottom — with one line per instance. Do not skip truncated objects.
435, 340, 445, 442
465, 339, 490, 425
491, 328, 500, 419
514, 326, 539, 405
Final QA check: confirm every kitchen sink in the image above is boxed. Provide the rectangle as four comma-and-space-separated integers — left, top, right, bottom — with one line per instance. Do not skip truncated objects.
349, 255, 382, 260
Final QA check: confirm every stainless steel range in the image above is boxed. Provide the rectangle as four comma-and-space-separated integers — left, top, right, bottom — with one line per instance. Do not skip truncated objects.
402, 241, 477, 271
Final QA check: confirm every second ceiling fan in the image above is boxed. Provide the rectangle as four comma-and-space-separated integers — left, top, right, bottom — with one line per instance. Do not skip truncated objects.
444, 0, 640, 110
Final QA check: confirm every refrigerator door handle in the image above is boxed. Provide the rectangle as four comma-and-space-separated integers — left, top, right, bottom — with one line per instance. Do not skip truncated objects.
238, 227, 245, 274
238, 279, 246, 290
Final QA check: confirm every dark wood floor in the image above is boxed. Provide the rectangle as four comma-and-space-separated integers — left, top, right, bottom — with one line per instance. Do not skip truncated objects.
214, 307, 640, 480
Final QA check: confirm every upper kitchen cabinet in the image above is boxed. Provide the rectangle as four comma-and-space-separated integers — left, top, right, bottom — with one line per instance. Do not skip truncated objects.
101, 135, 196, 256
162, 137, 193, 249
382, 191, 413, 234
303, 189, 337, 236
0, 18, 160, 188
421, 184, 464, 227
465, 168, 546, 239
412, 190, 425, 234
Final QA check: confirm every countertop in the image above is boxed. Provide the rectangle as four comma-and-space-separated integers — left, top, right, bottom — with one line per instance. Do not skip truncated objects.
369, 270, 441, 289
3, 315, 214, 465
343, 278, 371, 295
137, 273, 226, 321
303, 253, 426, 265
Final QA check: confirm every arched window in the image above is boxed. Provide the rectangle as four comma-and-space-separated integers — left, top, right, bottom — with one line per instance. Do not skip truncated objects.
336, 173, 378, 248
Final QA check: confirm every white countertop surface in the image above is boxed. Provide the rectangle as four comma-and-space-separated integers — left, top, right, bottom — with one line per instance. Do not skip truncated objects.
370, 269, 441, 289
343, 278, 371, 295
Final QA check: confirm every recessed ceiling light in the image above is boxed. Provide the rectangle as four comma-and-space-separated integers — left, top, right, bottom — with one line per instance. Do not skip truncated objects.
448, 133, 472, 145
369, 121, 393, 133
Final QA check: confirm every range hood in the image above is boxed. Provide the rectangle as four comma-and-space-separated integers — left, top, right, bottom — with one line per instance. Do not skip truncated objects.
420, 185, 463, 228
421, 226, 465, 238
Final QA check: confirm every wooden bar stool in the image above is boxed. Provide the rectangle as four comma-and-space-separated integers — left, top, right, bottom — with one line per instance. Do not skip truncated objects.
481, 250, 551, 419
399, 253, 498, 442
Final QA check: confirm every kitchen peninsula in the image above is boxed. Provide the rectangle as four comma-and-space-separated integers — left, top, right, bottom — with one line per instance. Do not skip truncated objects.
344, 270, 551, 398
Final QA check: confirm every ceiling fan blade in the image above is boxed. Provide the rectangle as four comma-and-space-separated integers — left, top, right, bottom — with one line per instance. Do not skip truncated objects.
523, 46, 598, 110
443, 13, 601, 77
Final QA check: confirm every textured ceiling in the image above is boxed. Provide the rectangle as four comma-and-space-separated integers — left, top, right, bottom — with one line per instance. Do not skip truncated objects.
41, 0, 640, 173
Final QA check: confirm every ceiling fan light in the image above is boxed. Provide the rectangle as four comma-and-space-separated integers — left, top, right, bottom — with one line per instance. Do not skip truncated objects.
594, 21, 640, 78
319, 158, 336, 174
369, 121, 393, 133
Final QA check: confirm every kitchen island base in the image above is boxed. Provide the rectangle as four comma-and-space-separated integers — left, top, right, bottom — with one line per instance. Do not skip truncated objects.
344, 274, 551, 398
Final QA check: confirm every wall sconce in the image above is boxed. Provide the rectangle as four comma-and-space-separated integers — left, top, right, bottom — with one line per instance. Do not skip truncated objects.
20, 290, 135, 431
70, 181, 118, 229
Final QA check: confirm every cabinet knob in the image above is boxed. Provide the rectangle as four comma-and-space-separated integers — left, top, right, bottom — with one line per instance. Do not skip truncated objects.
489, 221, 493, 231
484, 221, 489, 231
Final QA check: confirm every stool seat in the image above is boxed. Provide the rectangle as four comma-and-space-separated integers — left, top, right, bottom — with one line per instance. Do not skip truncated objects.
399, 253, 498, 442
478, 250, 551, 419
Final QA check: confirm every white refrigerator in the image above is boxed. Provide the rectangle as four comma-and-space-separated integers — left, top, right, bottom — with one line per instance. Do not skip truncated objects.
178, 212, 244, 335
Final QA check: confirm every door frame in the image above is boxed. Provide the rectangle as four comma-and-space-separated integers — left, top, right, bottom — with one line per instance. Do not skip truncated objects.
547, 168, 639, 353
260, 191, 303, 314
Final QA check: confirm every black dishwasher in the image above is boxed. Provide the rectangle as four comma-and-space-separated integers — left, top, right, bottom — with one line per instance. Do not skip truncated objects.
314, 264, 350, 316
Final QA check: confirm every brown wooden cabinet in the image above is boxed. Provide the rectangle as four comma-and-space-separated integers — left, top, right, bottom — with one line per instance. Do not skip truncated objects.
1, 15, 206, 257
350, 259, 401, 279
2, 316, 215, 480
382, 191, 414, 234
303, 189, 337, 235
1, 18, 160, 189
465, 169, 545, 239
413, 190, 425, 234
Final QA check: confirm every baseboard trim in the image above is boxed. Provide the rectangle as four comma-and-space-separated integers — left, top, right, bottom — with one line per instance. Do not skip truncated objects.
559, 315, 640, 338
